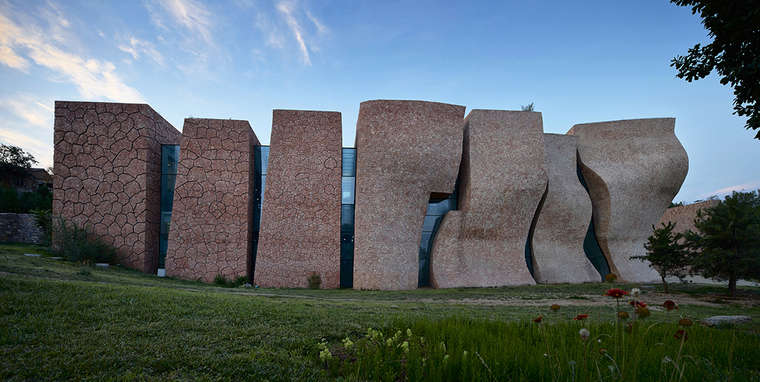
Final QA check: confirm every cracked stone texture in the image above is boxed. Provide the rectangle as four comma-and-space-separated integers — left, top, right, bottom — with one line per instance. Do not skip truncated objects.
53, 101, 181, 273
657, 200, 719, 235
254, 110, 342, 288
166, 119, 259, 283
353, 100, 465, 290
567, 118, 688, 283
430, 110, 546, 288
531, 134, 600, 284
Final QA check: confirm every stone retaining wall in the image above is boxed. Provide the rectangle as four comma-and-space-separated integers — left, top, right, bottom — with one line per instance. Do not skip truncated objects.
0, 213, 44, 244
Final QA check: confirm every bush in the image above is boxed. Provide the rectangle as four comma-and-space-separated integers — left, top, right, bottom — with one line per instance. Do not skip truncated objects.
0, 185, 52, 213
308, 272, 322, 289
213, 274, 248, 287
31, 208, 52, 246
0, 187, 20, 213
51, 217, 117, 264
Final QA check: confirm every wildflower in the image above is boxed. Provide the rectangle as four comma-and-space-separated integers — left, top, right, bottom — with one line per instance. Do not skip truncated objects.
573, 314, 589, 321
550, 304, 560, 312
533, 316, 543, 323
342, 337, 354, 349
674, 330, 688, 341
662, 300, 678, 311
630, 288, 641, 298
678, 318, 693, 327
629, 300, 647, 308
605, 273, 617, 283
319, 348, 333, 362
604, 288, 629, 298
579, 328, 590, 341
387, 338, 394, 347
635, 307, 650, 318
407, 328, 413, 338
599, 347, 607, 354
318, 341, 328, 350
617, 311, 630, 320
439, 342, 446, 352
400, 341, 409, 353
444, 354, 450, 362
463, 350, 468, 358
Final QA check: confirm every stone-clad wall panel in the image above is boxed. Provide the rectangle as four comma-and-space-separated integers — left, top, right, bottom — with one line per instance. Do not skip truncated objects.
353, 100, 465, 290
53, 101, 181, 273
567, 118, 688, 282
531, 134, 600, 283
255, 110, 342, 288
657, 200, 719, 235
166, 119, 259, 283
430, 110, 545, 288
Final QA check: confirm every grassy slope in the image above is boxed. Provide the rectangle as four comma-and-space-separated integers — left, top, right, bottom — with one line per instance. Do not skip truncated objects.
1, 244, 758, 381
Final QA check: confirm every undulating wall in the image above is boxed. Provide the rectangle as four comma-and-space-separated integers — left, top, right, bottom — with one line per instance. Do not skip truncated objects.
567, 118, 688, 283
165, 119, 259, 282
254, 110, 342, 288
530, 134, 600, 283
53, 101, 180, 272
353, 100, 465, 290
429, 110, 546, 288
657, 200, 719, 235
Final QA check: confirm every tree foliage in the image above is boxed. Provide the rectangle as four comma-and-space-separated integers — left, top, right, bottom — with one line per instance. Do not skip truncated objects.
687, 190, 760, 299
670, 0, 760, 138
0, 143, 38, 179
634, 222, 691, 293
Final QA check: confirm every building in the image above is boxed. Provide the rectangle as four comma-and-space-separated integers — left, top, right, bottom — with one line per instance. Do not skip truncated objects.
53, 100, 689, 290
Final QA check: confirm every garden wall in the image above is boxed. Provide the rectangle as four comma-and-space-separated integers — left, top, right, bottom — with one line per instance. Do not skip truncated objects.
0, 213, 43, 244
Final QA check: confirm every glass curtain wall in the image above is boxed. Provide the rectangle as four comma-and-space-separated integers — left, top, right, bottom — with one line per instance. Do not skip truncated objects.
251, 146, 270, 279
340, 148, 356, 288
158, 145, 180, 276
418, 186, 458, 287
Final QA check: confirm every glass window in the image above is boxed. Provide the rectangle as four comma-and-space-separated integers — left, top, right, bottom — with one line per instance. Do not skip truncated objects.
342, 148, 356, 177
341, 205, 355, 232
255, 146, 270, 175
162, 145, 180, 175
342, 177, 355, 204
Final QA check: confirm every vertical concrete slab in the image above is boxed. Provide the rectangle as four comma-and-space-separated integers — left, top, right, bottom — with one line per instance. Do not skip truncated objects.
353, 100, 465, 291
531, 134, 600, 284
430, 110, 546, 288
166, 119, 259, 282
254, 110, 342, 288
567, 118, 688, 283
53, 101, 181, 273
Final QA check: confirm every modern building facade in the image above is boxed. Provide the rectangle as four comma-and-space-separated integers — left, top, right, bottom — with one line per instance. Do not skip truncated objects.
53, 100, 689, 289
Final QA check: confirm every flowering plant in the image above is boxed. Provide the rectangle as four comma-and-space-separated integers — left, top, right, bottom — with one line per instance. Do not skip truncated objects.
604, 288, 629, 298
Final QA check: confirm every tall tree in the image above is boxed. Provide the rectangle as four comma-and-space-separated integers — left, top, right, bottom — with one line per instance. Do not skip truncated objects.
0, 143, 38, 180
633, 222, 692, 293
670, 0, 760, 138
688, 190, 760, 299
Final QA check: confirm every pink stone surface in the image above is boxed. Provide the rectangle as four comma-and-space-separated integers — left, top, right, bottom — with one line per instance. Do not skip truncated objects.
531, 134, 600, 284
657, 200, 719, 235
567, 118, 689, 283
353, 100, 465, 290
53, 101, 180, 273
429, 110, 545, 288
166, 119, 259, 283
254, 110, 342, 288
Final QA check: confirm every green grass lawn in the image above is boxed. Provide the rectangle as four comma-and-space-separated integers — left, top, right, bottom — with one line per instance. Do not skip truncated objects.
1, 243, 759, 381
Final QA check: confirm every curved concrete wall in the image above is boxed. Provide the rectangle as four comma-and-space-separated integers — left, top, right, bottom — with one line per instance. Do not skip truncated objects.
567, 118, 688, 282
353, 100, 465, 290
531, 134, 600, 284
429, 110, 546, 288
254, 110, 342, 289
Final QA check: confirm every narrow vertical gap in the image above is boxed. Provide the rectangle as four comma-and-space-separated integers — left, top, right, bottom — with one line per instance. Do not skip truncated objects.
250, 145, 269, 284
158, 144, 179, 277
340, 148, 356, 288
525, 182, 549, 279
576, 155, 610, 280
418, 179, 459, 287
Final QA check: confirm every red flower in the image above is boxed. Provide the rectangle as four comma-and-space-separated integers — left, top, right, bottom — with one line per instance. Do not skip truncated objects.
674, 330, 688, 341
573, 314, 589, 321
629, 301, 648, 308
533, 316, 543, 323
662, 300, 678, 311
598, 347, 607, 354
604, 288, 629, 298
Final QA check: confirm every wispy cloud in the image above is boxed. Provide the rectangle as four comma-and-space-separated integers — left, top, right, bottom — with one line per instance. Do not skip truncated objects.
0, 93, 53, 128
0, 4, 145, 102
119, 37, 165, 66
698, 179, 760, 200
253, 0, 328, 66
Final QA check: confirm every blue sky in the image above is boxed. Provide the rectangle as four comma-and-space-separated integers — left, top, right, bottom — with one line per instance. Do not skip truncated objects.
0, 0, 757, 203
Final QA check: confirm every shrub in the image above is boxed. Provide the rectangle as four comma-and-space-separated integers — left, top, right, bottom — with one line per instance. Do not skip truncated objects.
213, 274, 248, 287
31, 208, 52, 246
0, 187, 20, 213
51, 216, 117, 264
308, 271, 321, 289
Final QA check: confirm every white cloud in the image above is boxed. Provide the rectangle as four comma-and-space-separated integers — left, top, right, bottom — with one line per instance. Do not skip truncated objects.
0, 94, 53, 128
277, 0, 311, 65
119, 37, 165, 66
157, 0, 214, 45
698, 179, 760, 200
0, 4, 145, 103
253, 0, 328, 66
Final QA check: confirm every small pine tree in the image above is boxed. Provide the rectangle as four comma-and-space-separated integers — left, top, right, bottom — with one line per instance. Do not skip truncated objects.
688, 191, 760, 299
633, 222, 691, 293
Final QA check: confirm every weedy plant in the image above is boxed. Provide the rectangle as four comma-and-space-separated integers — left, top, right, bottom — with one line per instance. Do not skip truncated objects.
51, 216, 118, 264
308, 271, 322, 289
316, 287, 758, 381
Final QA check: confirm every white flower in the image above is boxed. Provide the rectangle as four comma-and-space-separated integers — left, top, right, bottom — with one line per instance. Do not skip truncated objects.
630, 288, 641, 298
579, 328, 590, 341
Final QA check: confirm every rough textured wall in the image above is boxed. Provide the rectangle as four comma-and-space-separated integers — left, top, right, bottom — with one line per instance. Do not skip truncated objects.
0, 213, 44, 244
353, 100, 465, 290
657, 200, 719, 235
254, 110, 342, 288
166, 119, 259, 282
531, 134, 600, 283
567, 118, 688, 283
430, 110, 546, 288
53, 101, 180, 272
